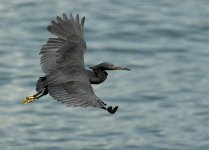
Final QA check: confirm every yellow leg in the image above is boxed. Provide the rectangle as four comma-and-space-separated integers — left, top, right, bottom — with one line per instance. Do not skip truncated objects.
22, 88, 47, 104
22, 95, 38, 104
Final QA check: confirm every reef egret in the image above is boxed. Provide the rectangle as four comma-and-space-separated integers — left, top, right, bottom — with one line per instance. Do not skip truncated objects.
22, 13, 130, 114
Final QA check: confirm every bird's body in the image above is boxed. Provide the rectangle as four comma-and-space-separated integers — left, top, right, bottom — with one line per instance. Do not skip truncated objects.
22, 13, 130, 114
36, 68, 107, 108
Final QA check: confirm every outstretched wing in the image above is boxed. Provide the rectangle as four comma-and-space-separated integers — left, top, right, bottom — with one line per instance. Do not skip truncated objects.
48, 81, 105, 108
40, 13, 105, 108
40, 13, 86, 73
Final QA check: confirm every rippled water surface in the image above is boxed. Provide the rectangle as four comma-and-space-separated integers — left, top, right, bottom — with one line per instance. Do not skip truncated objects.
0, 0, 209, 150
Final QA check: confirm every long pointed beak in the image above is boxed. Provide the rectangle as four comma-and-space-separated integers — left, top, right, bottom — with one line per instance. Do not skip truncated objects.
112, 66, 131, 71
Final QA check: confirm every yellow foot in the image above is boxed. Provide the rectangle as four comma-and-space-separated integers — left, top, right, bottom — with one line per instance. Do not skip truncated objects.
22, 95, 37, 104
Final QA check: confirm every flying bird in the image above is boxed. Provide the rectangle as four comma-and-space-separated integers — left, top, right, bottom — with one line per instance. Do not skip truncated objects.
22, 13, 130, 114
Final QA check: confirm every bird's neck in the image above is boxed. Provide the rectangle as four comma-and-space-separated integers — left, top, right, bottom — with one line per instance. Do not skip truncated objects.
90, 69, 108, 84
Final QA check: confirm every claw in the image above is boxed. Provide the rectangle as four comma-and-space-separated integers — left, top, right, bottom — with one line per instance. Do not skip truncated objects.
22, 95, 37, 104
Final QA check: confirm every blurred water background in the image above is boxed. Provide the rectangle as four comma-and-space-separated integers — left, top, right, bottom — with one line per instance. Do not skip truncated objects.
0, 0, 209, 150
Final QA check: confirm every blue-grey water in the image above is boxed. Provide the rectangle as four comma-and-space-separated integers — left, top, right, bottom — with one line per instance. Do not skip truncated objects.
0, 0, 209, 150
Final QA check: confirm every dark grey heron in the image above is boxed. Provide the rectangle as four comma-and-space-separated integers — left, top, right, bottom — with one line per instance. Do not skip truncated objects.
22, 13, 130, 114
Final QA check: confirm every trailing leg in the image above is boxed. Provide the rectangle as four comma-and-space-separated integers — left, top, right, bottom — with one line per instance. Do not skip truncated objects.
22, 87, 48, 104
22, 77, 48, 104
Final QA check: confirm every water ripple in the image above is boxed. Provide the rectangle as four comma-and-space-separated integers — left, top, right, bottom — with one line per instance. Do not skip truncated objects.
0, 0, 209, 150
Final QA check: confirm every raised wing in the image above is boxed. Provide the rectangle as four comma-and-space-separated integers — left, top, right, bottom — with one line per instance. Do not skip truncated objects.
40, 13, 86, 73
48, 81, 105, 108
40, 13, 105, 108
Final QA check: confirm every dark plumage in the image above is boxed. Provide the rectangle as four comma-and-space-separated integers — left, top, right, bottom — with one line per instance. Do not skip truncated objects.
22, 13, 130, 114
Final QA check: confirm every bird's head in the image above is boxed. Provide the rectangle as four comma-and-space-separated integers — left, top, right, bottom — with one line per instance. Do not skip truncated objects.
90, 62, 130, 71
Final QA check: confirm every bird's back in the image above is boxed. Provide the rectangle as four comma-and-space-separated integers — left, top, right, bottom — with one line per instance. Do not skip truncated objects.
45, 68, 90, 84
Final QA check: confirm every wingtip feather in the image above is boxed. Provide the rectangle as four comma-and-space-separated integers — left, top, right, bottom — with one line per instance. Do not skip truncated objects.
76, 14, 79, 23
